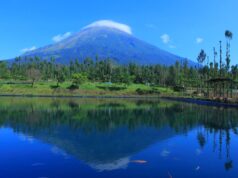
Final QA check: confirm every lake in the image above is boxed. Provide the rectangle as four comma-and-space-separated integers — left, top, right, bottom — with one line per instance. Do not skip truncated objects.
0, 97, 238, 178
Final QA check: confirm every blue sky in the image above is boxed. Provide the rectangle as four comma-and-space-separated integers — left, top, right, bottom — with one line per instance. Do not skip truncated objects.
0, 0, 237, 64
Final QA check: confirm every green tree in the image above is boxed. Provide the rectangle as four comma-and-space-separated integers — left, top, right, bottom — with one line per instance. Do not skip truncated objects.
26, 68, 41, 87
197, 49, 207, 65
225, 30, 233, 72
0, 61, 10, 79
72, 73, 87, 86
219, 41, 223, 76
197, 50, 206, 93
54, 66, 66, 87
167, 66, 176, 86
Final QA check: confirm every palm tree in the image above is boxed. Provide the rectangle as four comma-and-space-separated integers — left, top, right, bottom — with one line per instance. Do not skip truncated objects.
225, 30, 233, 43
213, 47, 217, 66
197, 49, 207, 93
213, 47, 218, 77
197, 49, 207, 65
219, 41, 223, 76
225, 30, 233, 71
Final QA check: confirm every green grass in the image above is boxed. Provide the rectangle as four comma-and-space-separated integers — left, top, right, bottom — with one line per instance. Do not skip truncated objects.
0, 80, 177, 97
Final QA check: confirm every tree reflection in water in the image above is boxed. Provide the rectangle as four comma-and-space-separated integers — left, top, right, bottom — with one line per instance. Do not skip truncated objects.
0, 97, 237, 171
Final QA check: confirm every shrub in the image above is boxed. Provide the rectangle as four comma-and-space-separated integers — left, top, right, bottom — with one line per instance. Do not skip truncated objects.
136, 88, 160, 95
67, 84, 79, 90
72, 73, 87, 86
173, 85, 186, 92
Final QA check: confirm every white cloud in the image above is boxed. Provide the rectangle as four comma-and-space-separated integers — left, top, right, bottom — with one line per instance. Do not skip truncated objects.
160, 34, 176, 49
20, 46, 37, 53
146, 24, 157, 29
160, 149, 170, 157
161, 34, 170, 44
196, 148, 202, 155
52, 32, 72, 42
89, 157, 129, 172
169, 45, 176, 49
196, 37, 204, 44
84, 20, 132, 34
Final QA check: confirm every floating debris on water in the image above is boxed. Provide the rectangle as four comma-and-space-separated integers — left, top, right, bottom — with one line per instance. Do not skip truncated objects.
160, 149, 170, 157
195, 166, 200, 171
130, 160, 147, 164
168, 171, 173, 178
32, 162, 45, 167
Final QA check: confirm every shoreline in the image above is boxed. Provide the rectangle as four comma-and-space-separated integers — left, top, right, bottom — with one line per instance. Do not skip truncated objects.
162, 96, 238, 108
0, 93, 161, 99
0, 93, 238, 108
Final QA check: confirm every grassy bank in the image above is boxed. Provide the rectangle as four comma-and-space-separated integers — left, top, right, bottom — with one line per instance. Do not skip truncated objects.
1, 80, 238, 107
0, 80, 177, 97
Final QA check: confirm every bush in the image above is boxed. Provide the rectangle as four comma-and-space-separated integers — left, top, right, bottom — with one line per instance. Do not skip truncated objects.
97, 85, 127, 91
67, 84, 79, 90
72, 73, 87, 86
173, 85, 186, 92
136, 88, 160, 95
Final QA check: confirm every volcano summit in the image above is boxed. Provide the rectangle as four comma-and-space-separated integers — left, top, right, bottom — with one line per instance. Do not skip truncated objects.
20, 20, 195, 66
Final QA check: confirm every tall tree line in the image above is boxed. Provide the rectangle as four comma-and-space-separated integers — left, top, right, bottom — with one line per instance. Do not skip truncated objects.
0, 57, 201, 87
0, 31, 237, 89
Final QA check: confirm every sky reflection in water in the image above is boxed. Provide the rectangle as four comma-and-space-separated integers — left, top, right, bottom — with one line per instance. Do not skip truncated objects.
0, 97, 238, 178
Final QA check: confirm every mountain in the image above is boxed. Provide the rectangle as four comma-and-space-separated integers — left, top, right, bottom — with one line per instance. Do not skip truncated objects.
21, 25, 196, 66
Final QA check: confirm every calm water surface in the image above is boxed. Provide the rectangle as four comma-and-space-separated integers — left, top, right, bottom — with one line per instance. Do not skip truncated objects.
0, 97, 238, 178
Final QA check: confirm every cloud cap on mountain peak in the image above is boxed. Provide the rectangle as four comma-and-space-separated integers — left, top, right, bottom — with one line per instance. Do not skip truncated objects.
84, 20, 132, 35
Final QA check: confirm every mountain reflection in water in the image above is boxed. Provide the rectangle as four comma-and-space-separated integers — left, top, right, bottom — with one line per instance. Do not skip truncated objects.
0, 97, 238, 178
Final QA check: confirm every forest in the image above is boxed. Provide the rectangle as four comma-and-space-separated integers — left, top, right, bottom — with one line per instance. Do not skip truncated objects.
0, 30, 237, 99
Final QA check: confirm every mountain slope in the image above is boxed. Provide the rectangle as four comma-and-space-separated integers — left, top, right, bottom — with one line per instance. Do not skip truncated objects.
22, 26, 196, 66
